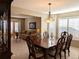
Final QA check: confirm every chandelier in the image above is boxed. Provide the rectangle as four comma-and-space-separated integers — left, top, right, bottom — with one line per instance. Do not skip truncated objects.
46, 2, 52, 23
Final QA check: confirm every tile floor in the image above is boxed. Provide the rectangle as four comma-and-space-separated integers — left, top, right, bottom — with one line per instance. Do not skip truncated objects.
11, 38, 79, 59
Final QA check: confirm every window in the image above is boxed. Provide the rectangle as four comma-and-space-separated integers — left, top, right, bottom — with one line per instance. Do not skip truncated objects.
49, 20, 56, 38
59, 17, 79, 41
69, 17, 79, 40
11, 22, 13, 33
11, 21, 19, 33
15, 22, 19, 32
59, 18, 67, 37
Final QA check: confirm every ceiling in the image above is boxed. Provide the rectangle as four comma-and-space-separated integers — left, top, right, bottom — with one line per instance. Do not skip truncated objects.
12, 0, 79, 14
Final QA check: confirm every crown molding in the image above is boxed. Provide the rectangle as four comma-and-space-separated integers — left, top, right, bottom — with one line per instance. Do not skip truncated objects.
11, 6, 45, 17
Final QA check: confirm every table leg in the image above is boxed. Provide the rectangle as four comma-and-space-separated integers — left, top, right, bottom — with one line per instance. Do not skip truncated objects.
43, 48, 49, 59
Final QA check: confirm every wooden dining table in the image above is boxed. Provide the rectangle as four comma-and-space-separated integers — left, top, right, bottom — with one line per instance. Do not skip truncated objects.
33, 37, 57, 59
22, 34, 57, 59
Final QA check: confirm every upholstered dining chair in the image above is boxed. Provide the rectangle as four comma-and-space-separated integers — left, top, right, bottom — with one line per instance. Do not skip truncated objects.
25, 36, 44, 59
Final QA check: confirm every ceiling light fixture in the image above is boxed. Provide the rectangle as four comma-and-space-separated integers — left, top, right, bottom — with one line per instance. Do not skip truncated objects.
46, 2, 52, 23
46, 2, 53, 38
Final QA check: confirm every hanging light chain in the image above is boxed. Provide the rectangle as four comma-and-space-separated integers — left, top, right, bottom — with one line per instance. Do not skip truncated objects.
48, 2, 51, 19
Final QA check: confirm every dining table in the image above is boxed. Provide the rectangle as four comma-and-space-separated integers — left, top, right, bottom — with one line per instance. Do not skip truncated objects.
33, 37, 57, 59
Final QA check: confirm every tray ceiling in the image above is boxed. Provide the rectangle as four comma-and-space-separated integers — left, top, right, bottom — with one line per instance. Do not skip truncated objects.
12, 0, 79, 14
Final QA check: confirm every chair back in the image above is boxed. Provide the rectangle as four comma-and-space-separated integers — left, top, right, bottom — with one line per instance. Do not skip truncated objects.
26, 36, 44, 59
26, 36, 35, 55
61, 31, 68, 47
43, 31, 49, 39
66, 34, 73, 49
56, 37, 65, 54
61, 31, 68, 39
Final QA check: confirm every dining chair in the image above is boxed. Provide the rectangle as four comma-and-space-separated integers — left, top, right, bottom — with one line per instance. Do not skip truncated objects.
25, 36, 44, 59
48, 37, 65, 59
43, 31, 49, 39
62, 34, 73, 59
66, 34, 73, 56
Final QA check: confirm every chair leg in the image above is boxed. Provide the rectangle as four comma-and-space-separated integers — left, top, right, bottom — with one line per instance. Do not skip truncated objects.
64, 51, 66, 59
54, 56, 56, 59
68, 48, 70, 56
59, 52, 61, 59
29, 55, 31, 59
33, 55, 37, 59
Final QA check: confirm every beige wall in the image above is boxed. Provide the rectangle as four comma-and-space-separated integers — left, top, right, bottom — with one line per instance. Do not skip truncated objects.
20, 19, 25, 32
71, 40, 79, 48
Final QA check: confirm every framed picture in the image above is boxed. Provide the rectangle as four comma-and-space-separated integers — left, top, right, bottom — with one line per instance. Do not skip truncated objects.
29, 22, 36, 29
